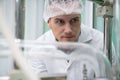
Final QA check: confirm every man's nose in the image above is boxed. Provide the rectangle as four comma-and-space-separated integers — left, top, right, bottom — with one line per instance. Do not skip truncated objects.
64, 23, 72, 33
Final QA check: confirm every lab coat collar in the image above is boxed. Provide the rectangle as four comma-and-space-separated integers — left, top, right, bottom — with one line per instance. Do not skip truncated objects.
78, 24, 93, 43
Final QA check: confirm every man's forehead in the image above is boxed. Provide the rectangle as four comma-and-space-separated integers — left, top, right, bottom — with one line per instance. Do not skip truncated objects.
53, 14, 81, 19
48, 14, 81, 22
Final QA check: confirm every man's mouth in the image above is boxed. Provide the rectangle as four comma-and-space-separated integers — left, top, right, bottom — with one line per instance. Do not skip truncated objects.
62, 36, 74, 38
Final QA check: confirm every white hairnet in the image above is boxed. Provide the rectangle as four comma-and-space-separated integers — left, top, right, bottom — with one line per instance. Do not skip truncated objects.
43, 0, 82, 22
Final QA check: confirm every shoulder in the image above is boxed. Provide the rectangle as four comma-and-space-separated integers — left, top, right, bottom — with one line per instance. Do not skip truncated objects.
81, 24, 103, 39
79, 24, 103, 42
80, 24, 104, 50
36, 30, 55, 42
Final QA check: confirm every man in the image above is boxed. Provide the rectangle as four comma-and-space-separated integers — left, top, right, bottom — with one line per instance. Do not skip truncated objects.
38, 0, 103, 50
27, 0, 113, 79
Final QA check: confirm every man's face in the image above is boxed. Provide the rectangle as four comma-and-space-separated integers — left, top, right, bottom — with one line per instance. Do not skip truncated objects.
48, 14, 81, 42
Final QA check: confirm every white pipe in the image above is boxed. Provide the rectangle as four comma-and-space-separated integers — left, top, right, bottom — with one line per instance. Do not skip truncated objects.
0, 6, 39, 80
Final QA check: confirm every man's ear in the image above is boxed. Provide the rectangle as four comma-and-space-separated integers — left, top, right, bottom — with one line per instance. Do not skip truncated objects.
47, 18, 52, 28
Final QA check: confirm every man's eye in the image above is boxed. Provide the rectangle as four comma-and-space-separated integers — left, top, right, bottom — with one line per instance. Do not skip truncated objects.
70, 18, 79, 23
55, 20, 64, 25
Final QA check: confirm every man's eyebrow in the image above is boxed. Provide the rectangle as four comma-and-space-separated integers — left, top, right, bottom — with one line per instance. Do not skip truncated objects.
54, 18, 63, 21
71, 16, 80, 20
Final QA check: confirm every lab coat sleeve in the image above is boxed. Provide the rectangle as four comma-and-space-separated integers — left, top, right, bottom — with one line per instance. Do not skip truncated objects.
25, 48, 48, 75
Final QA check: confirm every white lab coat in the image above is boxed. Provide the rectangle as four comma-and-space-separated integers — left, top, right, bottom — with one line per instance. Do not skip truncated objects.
26, 24, 104, 74
26, 24, 105, 76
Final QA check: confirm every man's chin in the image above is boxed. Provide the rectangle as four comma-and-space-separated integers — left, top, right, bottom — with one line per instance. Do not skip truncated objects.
62, 39, 75, 42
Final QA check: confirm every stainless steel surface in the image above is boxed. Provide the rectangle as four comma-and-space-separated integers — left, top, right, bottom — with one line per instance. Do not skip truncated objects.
103, 17, 112, 64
